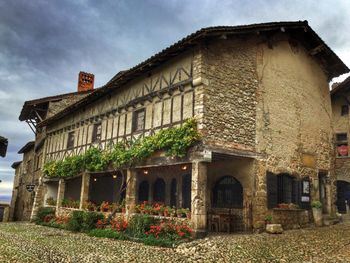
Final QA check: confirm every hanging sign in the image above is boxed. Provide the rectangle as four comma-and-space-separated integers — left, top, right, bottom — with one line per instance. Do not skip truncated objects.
338, 145, 348, 156
26, 184, 35, 192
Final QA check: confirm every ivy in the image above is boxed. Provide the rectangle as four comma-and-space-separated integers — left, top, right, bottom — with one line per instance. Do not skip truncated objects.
43, 118, 200, 178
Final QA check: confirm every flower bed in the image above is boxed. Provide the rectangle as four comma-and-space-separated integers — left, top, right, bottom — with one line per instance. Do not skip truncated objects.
35, 207, 192, 247
135, 202, 190, 219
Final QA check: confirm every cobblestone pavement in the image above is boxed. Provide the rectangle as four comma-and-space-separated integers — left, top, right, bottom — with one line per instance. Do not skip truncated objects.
0, 222, 350, 262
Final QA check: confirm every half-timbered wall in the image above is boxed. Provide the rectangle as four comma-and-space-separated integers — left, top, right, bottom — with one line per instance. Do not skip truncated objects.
45, 52, 195, 161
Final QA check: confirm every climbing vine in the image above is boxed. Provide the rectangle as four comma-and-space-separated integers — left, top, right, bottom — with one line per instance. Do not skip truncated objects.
43, 118, 200, 178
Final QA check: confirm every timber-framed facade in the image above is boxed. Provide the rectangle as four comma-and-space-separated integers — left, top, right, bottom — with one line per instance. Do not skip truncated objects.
13, 21, 350, 235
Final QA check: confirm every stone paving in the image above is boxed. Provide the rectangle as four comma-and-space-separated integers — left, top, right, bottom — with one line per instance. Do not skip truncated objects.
0, 222, 350, 262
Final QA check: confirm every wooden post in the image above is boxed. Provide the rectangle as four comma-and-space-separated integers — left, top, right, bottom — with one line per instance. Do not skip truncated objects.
56, 179, 66, 213
79, 173, 90, 210
191, 161, 208, 238
125, 169, 137, 215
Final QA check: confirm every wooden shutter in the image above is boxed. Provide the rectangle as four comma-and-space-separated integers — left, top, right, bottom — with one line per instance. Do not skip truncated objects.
266, 172, 278, 209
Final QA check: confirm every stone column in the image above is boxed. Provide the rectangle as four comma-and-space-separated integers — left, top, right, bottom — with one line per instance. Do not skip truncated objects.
79, 173, 90, 210
125, 169, 137, 215
56, 179, 66, 212
191, 161, 208, 238
252, 159, 268, 230
30, 179, 45, 221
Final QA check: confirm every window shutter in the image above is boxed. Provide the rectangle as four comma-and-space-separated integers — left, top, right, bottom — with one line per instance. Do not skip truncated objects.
266, 172, 278, 209
292, 178, 300, 205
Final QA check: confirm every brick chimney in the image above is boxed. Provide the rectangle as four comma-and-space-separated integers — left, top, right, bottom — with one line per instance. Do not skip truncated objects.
78, 71, 94, 92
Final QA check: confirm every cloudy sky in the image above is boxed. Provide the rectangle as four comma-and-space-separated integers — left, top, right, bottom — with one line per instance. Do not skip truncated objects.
0, 0, 350, 200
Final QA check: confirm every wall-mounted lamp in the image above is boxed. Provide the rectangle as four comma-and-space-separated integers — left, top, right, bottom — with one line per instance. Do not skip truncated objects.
112, 174, 117, 179
181, 165, 188, 171
143, 170, 149, 175
93, 178, 97, 182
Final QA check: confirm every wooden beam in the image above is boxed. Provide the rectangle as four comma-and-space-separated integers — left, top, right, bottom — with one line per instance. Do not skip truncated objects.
309, 44, 324, 56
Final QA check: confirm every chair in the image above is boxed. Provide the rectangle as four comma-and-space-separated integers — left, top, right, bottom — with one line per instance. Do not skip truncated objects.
209, 214, 220, 232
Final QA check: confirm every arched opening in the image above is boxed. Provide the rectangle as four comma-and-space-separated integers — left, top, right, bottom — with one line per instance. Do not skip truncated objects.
138, 180, 149, 203
182, 174, 191, 209
212, 176, 243, 208
337, 180, 350, 213
170, 178, 177, 207
153, 178, 165, 203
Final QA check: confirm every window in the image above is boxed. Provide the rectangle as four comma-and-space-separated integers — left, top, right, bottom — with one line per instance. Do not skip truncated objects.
67, 131, 75, 149
138, 181, 149, 203
341, 105, 349, 116
336, 133, 348, 157
212, 176, 243, 208
267, 173, 303, 209
132, 109, 145, 132
153, 178, 165, 203
92, 123, 102, 143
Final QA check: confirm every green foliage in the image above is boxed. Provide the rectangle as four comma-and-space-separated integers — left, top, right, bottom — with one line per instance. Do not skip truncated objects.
127, 214, 158, 238
142, 236, 176, 247
43, 118, 200, 178
311, 200, 322, 209
35, 207, 55, 223
88, 228, 128, 240
82, 212, 105, 232
67, 211, 104, 232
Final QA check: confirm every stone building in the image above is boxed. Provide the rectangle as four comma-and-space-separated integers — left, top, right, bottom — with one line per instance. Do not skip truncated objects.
331, 77, 350, 213
16, 21, 349, 235
10, 72, 95, 221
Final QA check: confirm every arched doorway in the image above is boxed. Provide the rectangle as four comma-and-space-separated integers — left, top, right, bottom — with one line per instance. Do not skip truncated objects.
337, 180, 350, 213
182, 174, 191, 209
153, 178, 165, 203
212, 176, 243, 208
210, 175, 244, 232
138, 180, 149, 203
170, 178, 177, 207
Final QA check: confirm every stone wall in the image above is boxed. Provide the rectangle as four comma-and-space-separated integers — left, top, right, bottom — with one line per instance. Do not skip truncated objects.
201, 38, 258, 152
271, 208, 310, 229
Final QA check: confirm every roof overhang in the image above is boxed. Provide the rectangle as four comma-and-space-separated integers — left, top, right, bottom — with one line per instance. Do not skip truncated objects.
18, 141, 34, 154
11, 161, 22, 169
37, 21, 349, 128
0, 136, 8, 157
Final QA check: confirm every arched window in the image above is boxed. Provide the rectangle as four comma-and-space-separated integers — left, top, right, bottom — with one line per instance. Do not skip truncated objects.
153, 178, 165, 203
212, 176, 243, 208
138, 181, 149, 203
170, 178, 177, 207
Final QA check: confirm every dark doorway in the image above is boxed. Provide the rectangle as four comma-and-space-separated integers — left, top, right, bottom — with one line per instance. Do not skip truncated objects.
337, 180, 350, 213
153, 178, 165, 203
170, 178, 177, 207
138, 181, 149, 203
182, 174, 191, 209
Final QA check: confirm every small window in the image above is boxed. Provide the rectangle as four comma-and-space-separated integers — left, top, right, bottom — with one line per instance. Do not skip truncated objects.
35, 153, 42, 170
67, 131, 75, 149
132, 109, 145, 132
336, 133, 347, 142
92, 123, 102, 143
341, 105, 349, 116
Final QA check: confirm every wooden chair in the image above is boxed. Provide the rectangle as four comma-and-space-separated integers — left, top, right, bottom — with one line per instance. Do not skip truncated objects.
209, 214, 220, 232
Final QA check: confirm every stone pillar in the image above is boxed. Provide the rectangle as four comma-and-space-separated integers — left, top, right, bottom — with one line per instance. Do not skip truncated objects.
30, 179, 45, 221
3, 207, 9, 222
252, 159, 268, 230
56, 179, 66, 212
191, 161, 208, 237
125, 169, 137, 215
79, 173, 90, 210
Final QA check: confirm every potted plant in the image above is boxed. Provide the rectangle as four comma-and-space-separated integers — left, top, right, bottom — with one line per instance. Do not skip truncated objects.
265, 215, 273, 225
183, 208, 191, 219
278, 203, 289, 209
85, 201, 97, 211
311, 200, 323, 227
163, 207, 169, 217
100, 201, 110, 212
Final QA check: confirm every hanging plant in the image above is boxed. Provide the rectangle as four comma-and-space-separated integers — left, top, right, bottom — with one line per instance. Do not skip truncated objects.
43, 118, 200, 178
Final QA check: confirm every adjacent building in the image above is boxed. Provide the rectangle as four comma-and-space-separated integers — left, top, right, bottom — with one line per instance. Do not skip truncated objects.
12, 21, 349, 235
331, 77, 350, 213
